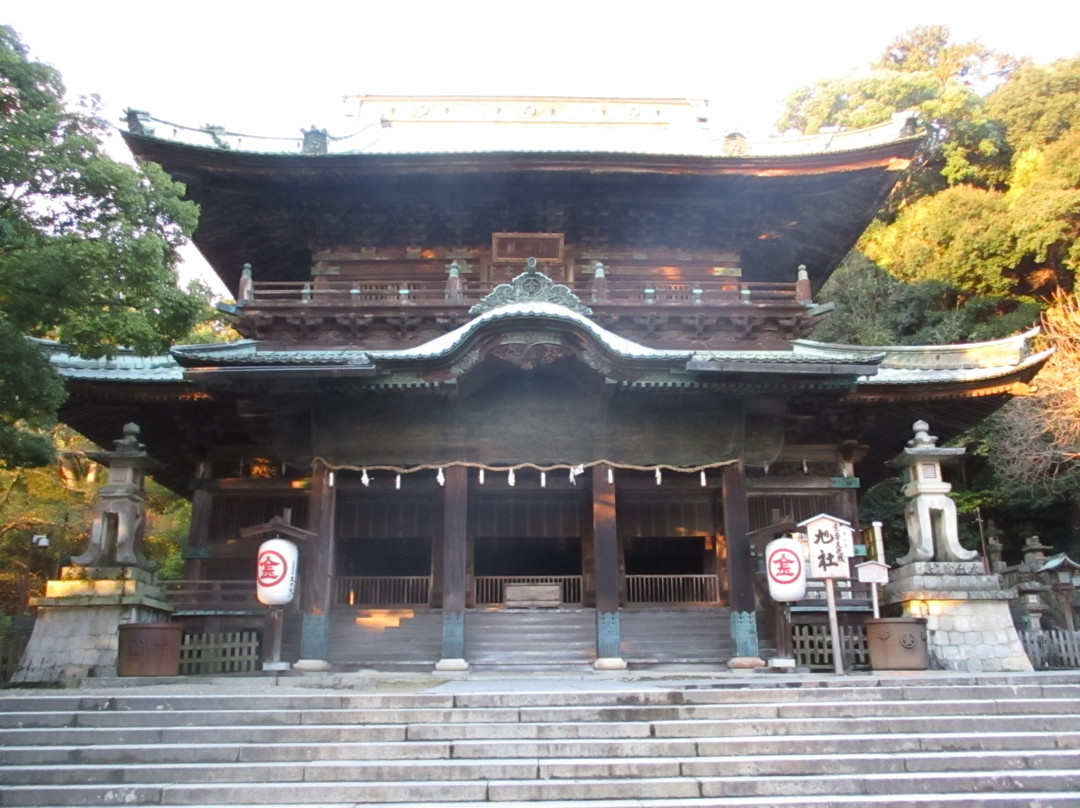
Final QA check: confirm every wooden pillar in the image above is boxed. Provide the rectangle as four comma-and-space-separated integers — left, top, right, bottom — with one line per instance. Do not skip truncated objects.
436, 465, 469, 670
297, 463, 335, 670
722, 461, 764, 667
581, 509, 596, 608
430, 518, 444, 608
592, 465, 626, 669
186, 486, 212, 581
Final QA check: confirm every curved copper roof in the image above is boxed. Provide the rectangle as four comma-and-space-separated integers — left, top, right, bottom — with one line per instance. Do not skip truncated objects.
123, 127, 922, 297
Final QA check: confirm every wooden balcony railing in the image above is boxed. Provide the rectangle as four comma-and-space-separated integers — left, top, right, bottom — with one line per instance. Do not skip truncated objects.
162, 580, 261, 611
242, 278, 802, 309
334, 575, 431, 606
625, 574, 720, 604
474, 575, 583, 605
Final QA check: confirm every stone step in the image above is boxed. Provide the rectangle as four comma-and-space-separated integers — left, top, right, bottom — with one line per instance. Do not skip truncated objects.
5, 675, 1080, 715
0, 690, 456, 713
5, 699, 1079, 745
652, 713, 1080, 738
26, 797, 1080, 808
7, 769, 1080, 807
9, 729, 1077, 768
17, 694, 1072, 733
8, 749, 1080, 788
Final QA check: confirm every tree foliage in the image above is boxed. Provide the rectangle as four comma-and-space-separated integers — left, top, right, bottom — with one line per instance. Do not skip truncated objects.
812, 251, 1040, 346
0, 26, 206, 466
861, 128, 1080, 299
874, 25, 1015, 87
986, 56, 1080, 154
975, 292, 1080, 511
861, 187, 1017, 296
0, 426, 190, 612
795, 33, 1080, 550
783, 29, 1080, 302
778, 26, 1013, 205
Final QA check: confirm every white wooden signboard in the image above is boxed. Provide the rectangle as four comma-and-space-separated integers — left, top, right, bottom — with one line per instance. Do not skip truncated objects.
802, 513, 853, 580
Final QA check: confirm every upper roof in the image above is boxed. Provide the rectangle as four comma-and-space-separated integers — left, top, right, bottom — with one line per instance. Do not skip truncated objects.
133, 97, 917, 158
122, 100, 922, 297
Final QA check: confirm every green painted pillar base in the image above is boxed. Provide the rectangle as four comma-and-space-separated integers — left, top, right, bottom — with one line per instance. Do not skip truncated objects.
437, 611, 467, 670
596, 610, 625, 668
297, 612, 330, 670
728, 609, 766, 669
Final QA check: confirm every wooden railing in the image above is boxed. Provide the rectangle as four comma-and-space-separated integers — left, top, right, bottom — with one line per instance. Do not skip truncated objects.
791, 622, 870, 671
1019, 629, 1080, 669
244, 278, 801, 308
474, 575, 583, 605
179, 630, 261, 675
162, 580, 260, 611
334, 575, 431, 606
625, 574, 720, 603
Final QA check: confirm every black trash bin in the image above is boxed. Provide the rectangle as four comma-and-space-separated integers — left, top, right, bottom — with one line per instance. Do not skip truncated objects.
117, 622, 183, 676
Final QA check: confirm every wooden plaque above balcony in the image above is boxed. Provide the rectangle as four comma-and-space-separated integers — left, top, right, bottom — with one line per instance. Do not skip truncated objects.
493, 233, 564, 263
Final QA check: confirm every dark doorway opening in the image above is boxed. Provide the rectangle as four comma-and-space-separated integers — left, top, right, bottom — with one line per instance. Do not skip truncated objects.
624, 536, 707, 575
475, 536, 582, 576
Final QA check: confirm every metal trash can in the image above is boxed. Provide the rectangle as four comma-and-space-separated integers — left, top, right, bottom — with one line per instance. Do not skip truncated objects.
864, 617, 929, 670
117, 622, 183, 676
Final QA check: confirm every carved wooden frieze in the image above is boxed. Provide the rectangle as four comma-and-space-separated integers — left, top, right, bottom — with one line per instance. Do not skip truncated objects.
489, 343, 574, 370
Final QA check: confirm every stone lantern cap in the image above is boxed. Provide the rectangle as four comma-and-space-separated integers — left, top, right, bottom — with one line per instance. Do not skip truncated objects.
885, 420, 965, 469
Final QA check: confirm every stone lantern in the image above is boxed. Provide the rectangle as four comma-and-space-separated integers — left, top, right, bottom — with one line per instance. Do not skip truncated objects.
886, 420, 976, 566
880, 421, 1032, 672
13, 424, 174, 683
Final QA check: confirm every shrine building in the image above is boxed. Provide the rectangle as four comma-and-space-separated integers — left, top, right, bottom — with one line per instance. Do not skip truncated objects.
43, 97, 1051, 670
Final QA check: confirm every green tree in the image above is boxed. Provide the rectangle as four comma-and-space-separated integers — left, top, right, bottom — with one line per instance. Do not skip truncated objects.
812, 251, 1040, 346
0, 426, 192, 611
0, 427, 97, 612
860, 186, 1018, 296
777, 26, 1013, 206
1006, 130, 1080, 293
861, 131, 1080, 298
0, 26, 206, 466
986, 56, 1080, 154
874, 25, 1015, 87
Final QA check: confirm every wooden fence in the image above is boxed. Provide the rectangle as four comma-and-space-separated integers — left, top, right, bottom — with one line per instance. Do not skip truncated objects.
791, 623, 870, 670
178, 630, 261, 675
1018, 629, 1080, 669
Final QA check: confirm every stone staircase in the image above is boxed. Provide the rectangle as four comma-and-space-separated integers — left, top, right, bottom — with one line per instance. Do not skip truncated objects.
3, 672, 1080, 806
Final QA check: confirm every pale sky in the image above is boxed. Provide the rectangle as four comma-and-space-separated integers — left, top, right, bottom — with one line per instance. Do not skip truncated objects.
7, 1, 1079, 140
5, 0, 1079, 291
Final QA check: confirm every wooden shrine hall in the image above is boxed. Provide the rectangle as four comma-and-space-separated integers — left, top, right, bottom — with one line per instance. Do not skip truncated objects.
43, 97, 1051, 670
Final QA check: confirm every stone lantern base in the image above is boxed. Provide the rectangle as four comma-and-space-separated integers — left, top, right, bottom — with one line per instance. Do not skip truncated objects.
882, 561, 1032, 672
12, 566, 174, 684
